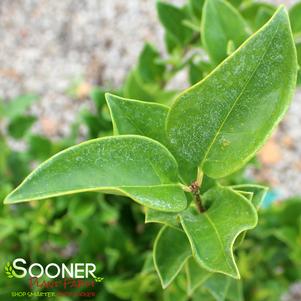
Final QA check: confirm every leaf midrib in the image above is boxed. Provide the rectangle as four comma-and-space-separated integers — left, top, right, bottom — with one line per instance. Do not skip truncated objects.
204, 212, 233, 272
200, 21, 280, 169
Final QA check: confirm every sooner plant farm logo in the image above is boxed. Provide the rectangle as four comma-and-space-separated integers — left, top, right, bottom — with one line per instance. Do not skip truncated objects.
4, 258, 104, 299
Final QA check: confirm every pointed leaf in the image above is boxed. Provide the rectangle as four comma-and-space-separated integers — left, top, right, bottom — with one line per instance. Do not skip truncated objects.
137, 43, 165, 84
167, 7, 297, 179
201, 0, 250, 65
157, 1, 193, 45
106, 94, 169, 144
4, 135, 187, 212
153, 226, 191, 288
180, 186, 257, 278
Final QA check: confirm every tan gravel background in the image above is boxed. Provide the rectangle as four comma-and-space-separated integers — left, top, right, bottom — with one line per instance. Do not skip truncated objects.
0, 0, 300, 198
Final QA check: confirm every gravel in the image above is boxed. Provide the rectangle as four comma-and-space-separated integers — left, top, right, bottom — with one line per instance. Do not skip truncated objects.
0, 0, 300, 197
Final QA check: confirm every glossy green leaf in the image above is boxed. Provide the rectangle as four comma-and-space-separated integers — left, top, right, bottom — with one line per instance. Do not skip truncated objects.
145, 208, 180, 229
201, 0, 249, 65
153, 226, 191, 288
157, 1, 193, 45
167, 7, 297, 179
289, 1, 301, 36
180, 186, 257, 278
4, 135, 187, 212
106, 94, 169, 144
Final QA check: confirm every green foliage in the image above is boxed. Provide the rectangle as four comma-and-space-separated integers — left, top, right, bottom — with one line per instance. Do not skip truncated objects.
201, 0, 249, 65
1, 1, 301, 300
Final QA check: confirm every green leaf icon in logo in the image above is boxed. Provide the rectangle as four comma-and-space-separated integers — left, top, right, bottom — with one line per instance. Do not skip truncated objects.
94, 276, 104, 283
5, 262, 14, 279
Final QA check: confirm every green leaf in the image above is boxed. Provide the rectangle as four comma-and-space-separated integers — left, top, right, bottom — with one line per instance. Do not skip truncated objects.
166, 7, 297, 179
163, 273, 188, 301
4, 135, 187, 212
241, 2, 276, 31
7, 115, 36, 139
28, 135, 53, 161
189, 61, 213, 85
106, 94, 169, 144
254, 6, 276, 31
185, 257, 211, 295
201, 0, 250, 65
157, 1, 193, 45
137, 43, 165, 84
90, 87, 106, 113
2, 94, 39, 119
203, 273, 230, 301
289, 1, 301, 36
180, 186, 257, 278
188, 0, 205, 21
123, 69, 176, 104
231, 184, 268, 208
145, 208, 179, 229
203, 273, 243, 301
153, 226, 191, 288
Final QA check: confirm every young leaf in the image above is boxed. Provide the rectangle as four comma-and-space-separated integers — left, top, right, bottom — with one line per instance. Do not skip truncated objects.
4, 135, 187, 212
157, 1, 193, 45
137, 43, 165, 84
289, 1, 301, 36
201, 0, 250, 65
153, 226, 191, 288
106, 94, 169, 144
167, 7, 297, 179
180, 186, 257, 278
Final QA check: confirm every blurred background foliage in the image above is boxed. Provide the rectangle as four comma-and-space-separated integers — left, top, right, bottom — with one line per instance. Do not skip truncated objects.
0, 0, 301, 300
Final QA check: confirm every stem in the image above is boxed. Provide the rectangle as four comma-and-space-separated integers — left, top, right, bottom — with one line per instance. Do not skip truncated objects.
189, 180, 205, 213
194, 190, 205, 213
